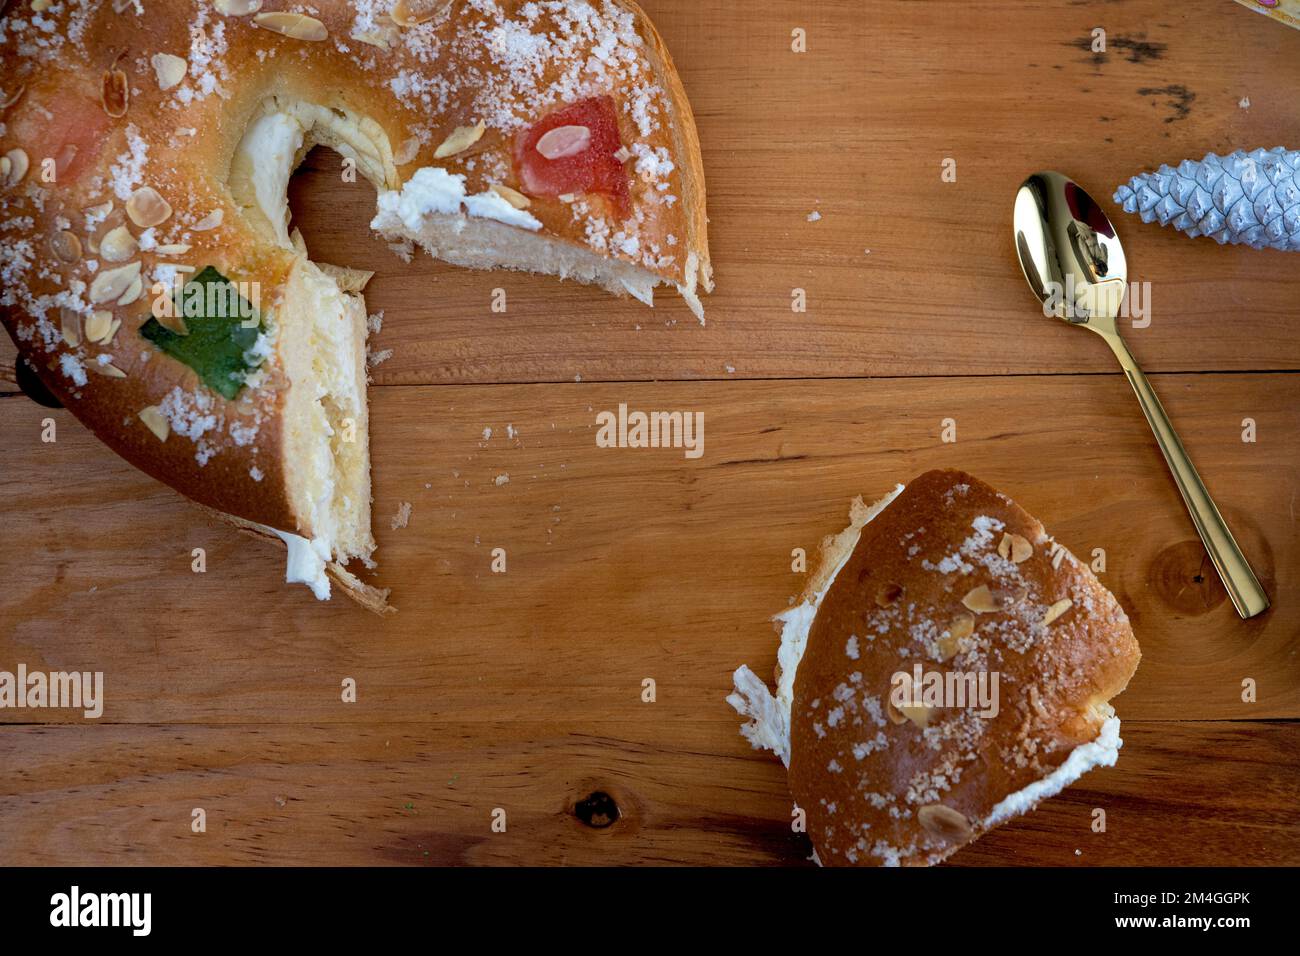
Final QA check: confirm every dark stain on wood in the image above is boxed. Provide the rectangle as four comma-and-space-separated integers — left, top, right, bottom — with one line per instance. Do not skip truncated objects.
1068, 34, 1167, 66
1136, 84, 1196, 123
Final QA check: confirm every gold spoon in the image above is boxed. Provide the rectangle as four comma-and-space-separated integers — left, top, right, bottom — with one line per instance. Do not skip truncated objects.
1013, 171, 1269, 619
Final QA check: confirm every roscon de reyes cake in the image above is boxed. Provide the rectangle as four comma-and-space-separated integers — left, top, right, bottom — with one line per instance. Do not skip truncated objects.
729, 469, 1141, 866
0, 0, 711, 611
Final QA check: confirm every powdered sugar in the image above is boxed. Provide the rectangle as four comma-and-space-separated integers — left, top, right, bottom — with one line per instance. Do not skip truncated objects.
109, 125, 150, 201
170, 5, 230, 107
159, 386, 222, 465
460, 1, 659, 134
58, 353, 87, 387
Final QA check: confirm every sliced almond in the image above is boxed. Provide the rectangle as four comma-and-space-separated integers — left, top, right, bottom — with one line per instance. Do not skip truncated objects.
391, 0, 448, 27
434, 121, 486, 159
150, 53, 188, 91
154, 243, 191, 256
535, 124, 591, 160
254, 11, 327, 41
392, 136, 420, 165
192, 208, 223, 231
938, 612, 975, 661
214, 0, 263, 14
4, 147, 28, 187
31, 0, 52, 9
352, 22, 401, 49
884, 696, 908, 725
83, 200, 114, 224
154, 308, 189, 336
1043, 598, 1073, 626
917, 804, 973, 842
875, 582, 903, 608
949, 613, 976, 640
997, 533, 1012, 560
52, 230, 83, 263
1049, 541, 1067, 570
89, 261, 142, 304
613, 145, 632, 163
1003, 533, 1033, 563
126, 186, 172, 228
899, 704, 931, 728
0, 85, 26, 111
1028, 685, 1051, 719
0, 157, 9, 181
83, 310, 116, 344
89, 360, 127, 379
99, 224, 139, 262
138, 405, 170, 441
490, 183, 531, 209
54, 143, 78, 178
101, 68, 129, 118
60, 308, 82, 347
961, 585, 998, 614
116, 275, 144, 306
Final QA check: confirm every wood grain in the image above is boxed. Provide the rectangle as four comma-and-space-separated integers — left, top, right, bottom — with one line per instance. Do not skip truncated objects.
2, 0, 1297, 391
1, 0, 1297, 866
0, 720, 1294, 866
2, 374, 1295, 726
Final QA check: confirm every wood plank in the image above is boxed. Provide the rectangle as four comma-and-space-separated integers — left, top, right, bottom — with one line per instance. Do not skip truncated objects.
0, 0, 1296, 869
3, 0, 1295, 390
0, 719, 1293, 866
2, 373, 1295, 724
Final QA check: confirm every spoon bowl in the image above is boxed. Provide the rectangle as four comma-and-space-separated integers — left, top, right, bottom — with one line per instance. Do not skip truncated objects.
1013, 171, 1269, 619
1014, 170, 1128, 331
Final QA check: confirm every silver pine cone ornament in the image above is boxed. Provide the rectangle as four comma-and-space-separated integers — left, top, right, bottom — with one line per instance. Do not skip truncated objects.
1114, 147, 1300, 251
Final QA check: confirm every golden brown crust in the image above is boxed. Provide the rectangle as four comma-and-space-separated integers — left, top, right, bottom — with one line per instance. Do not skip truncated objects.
0, 0, 709, 589
789, 469, 1140, 866
624, 0, 712, 292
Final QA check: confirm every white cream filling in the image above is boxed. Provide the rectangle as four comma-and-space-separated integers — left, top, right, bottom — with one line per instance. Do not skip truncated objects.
371, 166, 544, 234
727, 485, 903, 766
274, 529, 331, 601
239, 111, 304, 249
234, 103, 376, 602
291, 263, 359, 580
985, 714, 1122, 826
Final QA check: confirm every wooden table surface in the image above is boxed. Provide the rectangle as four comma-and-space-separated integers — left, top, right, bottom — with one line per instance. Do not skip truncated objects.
1, 0, 1297, 866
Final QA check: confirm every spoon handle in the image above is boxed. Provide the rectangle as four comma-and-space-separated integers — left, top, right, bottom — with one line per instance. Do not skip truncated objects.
1103, 334, 1270, 619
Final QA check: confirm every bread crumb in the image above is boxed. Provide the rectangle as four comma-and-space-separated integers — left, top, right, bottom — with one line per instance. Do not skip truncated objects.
493, 473, 510, 486
390, 501, 412, 530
